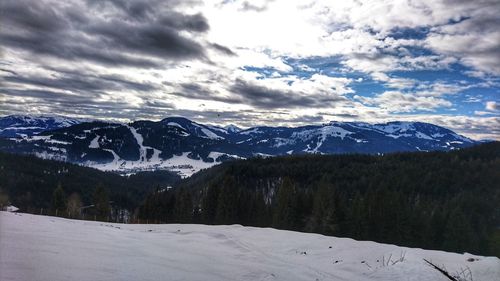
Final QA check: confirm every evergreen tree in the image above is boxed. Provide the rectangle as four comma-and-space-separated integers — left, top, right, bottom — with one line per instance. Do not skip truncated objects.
93, 184, 110, 221
174, 188, 193, 223
346, 192, 367, 240
311, 179, 338, 235
273, 177, 298, 230
255, 190, 270, 227
202, 184, 219, 224
443, 208, 478, 252
215, 176, 238, 224
51, 183, 66, 216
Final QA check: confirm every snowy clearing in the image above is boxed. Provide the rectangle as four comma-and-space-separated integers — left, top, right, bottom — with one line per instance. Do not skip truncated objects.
84, 151, 220, 178
0, 212, 499, 281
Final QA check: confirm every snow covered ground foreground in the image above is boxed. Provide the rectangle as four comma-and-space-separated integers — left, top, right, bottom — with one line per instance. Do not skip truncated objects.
1, 212, 499, 281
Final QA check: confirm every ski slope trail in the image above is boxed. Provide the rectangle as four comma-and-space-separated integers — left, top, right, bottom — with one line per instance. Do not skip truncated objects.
1, 212, 499, 281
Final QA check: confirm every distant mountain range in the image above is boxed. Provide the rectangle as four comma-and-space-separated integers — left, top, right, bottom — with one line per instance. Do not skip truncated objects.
0, 115, 82, 137
0, 115, 478, 177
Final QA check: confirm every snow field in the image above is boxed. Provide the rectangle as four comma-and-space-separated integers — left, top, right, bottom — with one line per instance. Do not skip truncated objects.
1, 212, 499, 281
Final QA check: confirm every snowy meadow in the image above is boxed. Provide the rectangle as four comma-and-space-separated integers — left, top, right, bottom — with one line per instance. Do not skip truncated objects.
1, 212, 499, 281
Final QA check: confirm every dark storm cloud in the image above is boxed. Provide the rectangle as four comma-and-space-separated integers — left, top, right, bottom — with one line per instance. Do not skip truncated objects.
171, 83, 242, 104
0, 32, 160, 68
1, 1, 71, 33
0, 0, 239, 121
274, 114, 324, 124
0, 0, 214, 68
168, 79, 347, 110
86, 0, 201, 20
0, 68, 17, 76
210, 43, 237, 56
3, 71, 157, 93
230, 79, 346, 109
86, 21, 205, 60
158, 12, 210, 33
86, 0, 155, 20
2, 89, 101, 105
1, 88, 146, 119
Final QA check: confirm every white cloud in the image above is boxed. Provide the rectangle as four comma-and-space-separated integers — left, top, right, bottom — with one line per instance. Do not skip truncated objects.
371, 72, 417, 89
355, 91, 452, 112
1, 0, 499, 139
486, 101, 498, 111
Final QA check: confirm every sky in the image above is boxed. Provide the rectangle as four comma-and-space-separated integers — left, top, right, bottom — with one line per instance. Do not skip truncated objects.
0, 0, 499, 140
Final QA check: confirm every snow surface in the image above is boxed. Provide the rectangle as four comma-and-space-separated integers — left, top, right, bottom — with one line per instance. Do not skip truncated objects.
293, 126, 354, 153
225, 124, 241, 133
3, 205, 19, 212
1, 115, 82, 128
167, 122, 185, 130
86, 151, 219, 178
27, 135, 71, 145
126, 125, 149, 161
240, 128, 263, 135
207, 125, 229, 134
200, 127, 224, 140
189, 123, 224, 140
34, 151, 67, 161
208, 151, 245, 161
373, 122, 414, 134
80, 125, 225, 177
88, 136, 100, 148
1, 212, 499, 281
78, 126, 233, 177
452, 133, 474, 143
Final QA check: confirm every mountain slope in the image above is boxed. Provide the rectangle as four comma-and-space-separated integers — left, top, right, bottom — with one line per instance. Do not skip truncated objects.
0, 116, 478, 176
1, 212, 499, 281
0, 115, 82, 137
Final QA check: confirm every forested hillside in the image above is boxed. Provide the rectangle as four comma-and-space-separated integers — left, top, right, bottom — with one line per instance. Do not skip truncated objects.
0, 152, 180, 219
139, 142, 500, 256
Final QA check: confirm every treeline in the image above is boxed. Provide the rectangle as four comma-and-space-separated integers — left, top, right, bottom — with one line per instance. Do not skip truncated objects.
138, 142, 500, 257
0, 151, 181, 217
48, 183, 117, 221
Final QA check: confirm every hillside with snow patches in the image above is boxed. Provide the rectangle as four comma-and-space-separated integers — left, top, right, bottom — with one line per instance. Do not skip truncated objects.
0, 115, 82, 137
0, 212, 498, 281
0, 115, 477, 177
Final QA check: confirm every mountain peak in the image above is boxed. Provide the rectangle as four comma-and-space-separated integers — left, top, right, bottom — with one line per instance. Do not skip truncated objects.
0, 115, 83, 137
225, 124, 241, 133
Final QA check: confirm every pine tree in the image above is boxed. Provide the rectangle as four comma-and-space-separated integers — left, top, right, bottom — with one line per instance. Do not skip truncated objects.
51, 183, 66, 216
174, 188, 193, 223
93, 184, 110, 221
346, 192, 367, 240
443, 208, 478, 252
311, 179, 338, 235
273, 177, 298, 230
215, 176, 238, 224
255, 189, 270, 227
202, 184, 219, 224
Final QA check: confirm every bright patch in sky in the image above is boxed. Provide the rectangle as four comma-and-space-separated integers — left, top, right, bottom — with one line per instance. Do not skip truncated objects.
0, 0, 498, 139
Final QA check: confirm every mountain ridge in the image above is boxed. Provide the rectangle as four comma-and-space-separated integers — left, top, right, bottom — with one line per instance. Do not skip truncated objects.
0, 115, 478, 177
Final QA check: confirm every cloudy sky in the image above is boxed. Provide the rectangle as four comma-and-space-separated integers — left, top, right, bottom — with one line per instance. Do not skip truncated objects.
0, 0, 499, 139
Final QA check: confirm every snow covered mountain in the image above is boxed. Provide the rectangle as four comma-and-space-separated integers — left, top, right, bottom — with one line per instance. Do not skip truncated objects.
0, 115, 82, 137
0, 115, 477, 177
1, 212, 499, 281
